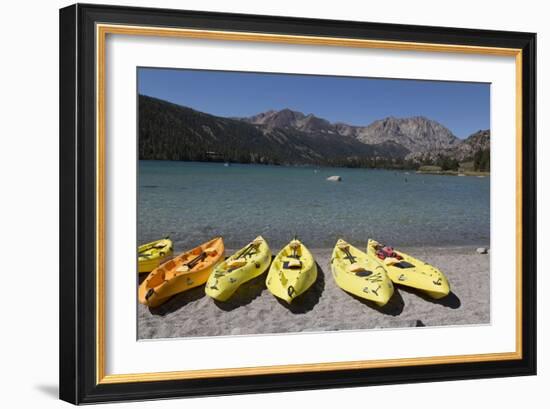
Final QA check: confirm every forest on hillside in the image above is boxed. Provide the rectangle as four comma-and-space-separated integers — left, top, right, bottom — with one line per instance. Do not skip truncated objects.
139, 95, 489, 172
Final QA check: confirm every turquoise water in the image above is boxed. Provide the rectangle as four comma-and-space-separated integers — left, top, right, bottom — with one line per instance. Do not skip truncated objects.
138, 161, 490, 249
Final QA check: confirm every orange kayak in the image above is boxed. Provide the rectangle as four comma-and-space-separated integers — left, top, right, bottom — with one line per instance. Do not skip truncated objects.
138, 237, 224, 307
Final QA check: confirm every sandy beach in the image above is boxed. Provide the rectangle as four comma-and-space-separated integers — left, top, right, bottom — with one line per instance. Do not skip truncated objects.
137, 245, 489, 339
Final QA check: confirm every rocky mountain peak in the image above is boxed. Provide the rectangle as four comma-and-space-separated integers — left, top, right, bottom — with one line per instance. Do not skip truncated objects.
246, 110, 461, 153
355, 116, 460, 152
464, 129, 490, 151
245, 108, 335, 133
246, 108, 305, 128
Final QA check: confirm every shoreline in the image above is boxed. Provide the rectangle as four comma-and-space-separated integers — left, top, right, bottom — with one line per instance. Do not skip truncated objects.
138, 245, 490, 339
416, 170, 490, 177
151, 241, 491, 256
140, 159, 490, 176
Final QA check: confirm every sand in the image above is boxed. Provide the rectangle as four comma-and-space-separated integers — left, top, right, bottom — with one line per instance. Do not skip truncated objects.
137, 246, 490, 339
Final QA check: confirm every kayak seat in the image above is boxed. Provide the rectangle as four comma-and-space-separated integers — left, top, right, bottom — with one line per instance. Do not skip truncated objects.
347, 262, 366, 273
176, 265, 190, 273
355, 270, 373, 277
394, 261, 415, 269
283, 259, 302, 269
227, 259, 247, 269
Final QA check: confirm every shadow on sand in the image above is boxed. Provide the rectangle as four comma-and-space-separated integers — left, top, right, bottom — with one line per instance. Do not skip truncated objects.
349, 286, 405, 316
138, 272, 148, 285
275, 262, 325, 314
148, 285, 207, 316
398, 286, 461, 309
213, 269, 269, 312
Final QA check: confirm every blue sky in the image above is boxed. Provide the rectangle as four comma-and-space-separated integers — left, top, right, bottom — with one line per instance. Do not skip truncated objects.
138, 67, 490, 139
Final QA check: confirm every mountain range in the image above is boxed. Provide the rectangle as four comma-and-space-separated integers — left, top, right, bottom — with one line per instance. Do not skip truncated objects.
139, 95, 489, 169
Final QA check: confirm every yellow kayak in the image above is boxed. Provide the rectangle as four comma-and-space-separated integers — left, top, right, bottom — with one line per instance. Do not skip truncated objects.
205, 236, 272, 301
266, 239, 317, 303
138, 237, 224, 307
367, 239, 450, 299
138, 238, 173, 273
331, 239, 394, 306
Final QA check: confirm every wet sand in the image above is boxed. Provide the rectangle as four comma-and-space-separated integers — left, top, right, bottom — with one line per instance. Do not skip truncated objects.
137, 246, 490, 339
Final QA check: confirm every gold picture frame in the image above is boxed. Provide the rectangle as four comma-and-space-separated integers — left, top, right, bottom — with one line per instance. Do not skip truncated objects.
60, 3, 536, 404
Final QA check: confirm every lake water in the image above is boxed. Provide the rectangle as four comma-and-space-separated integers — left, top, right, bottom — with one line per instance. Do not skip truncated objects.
138, 161, 490, 250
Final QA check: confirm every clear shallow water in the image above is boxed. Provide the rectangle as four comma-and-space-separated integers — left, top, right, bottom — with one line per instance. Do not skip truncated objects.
138, 161, 490, 250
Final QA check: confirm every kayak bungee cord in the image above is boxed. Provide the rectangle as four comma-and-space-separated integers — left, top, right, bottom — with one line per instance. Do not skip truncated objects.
215, 240, 261, 278
234, 240, 261, 260
341, 246, 357, 264
182, 251, 207, 271
239, 244, 259, 260
234, 243, 254, 259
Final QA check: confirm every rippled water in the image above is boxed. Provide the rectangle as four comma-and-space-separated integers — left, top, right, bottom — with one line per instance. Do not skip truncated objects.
138, 161, 490, 250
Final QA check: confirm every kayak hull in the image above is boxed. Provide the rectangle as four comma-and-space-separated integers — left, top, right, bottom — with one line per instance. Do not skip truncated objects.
138, 238, 173, 273
367, 239, 450, 299
331, 239, 393, 306
205, 236, 272, 302
138, 237, 224, 307
266, 239, 317, 304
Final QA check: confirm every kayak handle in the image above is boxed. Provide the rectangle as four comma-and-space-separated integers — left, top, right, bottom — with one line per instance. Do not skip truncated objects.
287, 286, 296, 298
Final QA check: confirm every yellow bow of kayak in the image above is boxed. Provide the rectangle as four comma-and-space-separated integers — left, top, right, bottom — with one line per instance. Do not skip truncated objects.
331, 239, 394, 306
138, 238, 173, 273
367, 239, 450, 299
138, 237, 224, 307
205, 236, 272, 302
266, 239, 317, 303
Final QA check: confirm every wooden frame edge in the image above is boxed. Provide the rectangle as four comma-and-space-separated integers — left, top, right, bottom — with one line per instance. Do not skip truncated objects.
96, 19, 106, 386
98, 352, 521, 384
515, 51, 523, 358
98, 23, 522, 55
94, 23, 525, 385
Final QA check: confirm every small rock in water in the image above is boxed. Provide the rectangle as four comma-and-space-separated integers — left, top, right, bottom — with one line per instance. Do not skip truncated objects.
476, 247, 488, 254
326, 175, 342, 182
